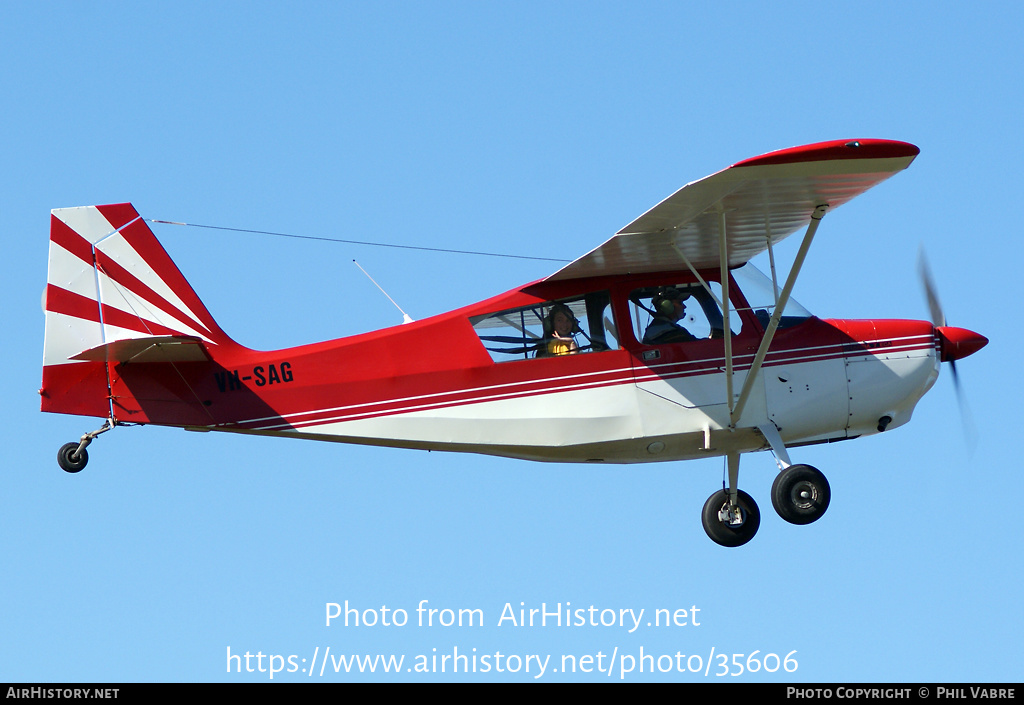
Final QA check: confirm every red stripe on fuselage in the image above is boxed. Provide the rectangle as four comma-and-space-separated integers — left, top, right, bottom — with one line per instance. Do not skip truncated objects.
239, 364, 639, 432
623, 336, 933, 386
217, 334, 936, 433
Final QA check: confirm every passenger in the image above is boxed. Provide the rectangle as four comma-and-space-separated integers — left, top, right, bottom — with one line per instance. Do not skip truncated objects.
538, 303, 580, 356
643, 288, 696, 344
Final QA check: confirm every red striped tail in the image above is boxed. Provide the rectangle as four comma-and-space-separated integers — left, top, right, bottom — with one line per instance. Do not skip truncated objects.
41, 203, 234, 420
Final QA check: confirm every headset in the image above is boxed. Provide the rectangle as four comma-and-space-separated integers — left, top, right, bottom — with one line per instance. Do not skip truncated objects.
652, 288, 688, 318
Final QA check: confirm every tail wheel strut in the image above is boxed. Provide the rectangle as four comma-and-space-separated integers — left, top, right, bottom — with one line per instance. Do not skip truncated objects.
56, 419, 114, 474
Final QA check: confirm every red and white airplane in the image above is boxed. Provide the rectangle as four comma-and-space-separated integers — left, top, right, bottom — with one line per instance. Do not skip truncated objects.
40, 139, 986, 546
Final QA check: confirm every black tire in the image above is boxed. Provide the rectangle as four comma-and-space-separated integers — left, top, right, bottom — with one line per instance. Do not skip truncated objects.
57, 442, 88, 473
702, 489, 760, 547
771, 464, 830, 525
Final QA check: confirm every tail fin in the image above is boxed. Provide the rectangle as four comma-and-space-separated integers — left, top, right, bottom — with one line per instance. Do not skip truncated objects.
41, 203, 233, 420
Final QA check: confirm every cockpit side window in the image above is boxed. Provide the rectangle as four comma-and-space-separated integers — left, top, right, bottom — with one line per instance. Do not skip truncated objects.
470, 291, 619, 363
629, 281, 741, 346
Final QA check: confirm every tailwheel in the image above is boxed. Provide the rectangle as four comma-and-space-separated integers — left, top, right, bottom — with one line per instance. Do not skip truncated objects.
55, 419, 114, 474
771, 464, 830, 525
702, 489, 760, 547
57, 442, 88, 473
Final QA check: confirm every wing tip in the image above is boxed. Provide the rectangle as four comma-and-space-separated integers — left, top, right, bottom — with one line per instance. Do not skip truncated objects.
733, 139, 920, 169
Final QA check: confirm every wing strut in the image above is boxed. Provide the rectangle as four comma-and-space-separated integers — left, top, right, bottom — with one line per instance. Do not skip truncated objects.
718, 210, 735, 420
729, 204, 829, 427
670, 241, 726, 311
766, 222, 780, 309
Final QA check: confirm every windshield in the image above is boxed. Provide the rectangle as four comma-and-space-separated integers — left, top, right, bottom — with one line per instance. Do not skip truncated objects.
732, 263, 813, 328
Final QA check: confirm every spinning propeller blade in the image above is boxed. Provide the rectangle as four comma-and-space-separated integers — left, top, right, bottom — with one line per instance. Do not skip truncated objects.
918, 248, 983, 450
918, 248, 946, 329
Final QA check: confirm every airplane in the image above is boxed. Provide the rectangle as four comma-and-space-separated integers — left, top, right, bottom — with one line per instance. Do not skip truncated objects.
40, 138, 987, 547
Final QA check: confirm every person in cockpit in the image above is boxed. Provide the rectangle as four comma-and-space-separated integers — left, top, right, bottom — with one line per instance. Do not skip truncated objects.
643, 288, 696, 344
537, 303, 580, 356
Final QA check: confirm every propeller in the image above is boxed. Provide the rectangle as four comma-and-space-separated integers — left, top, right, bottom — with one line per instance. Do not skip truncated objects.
918, 249, 952, 374
918, 248, 987, 449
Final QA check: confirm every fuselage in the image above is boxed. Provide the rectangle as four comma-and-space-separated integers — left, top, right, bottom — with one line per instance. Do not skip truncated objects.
54, 264, 946, 464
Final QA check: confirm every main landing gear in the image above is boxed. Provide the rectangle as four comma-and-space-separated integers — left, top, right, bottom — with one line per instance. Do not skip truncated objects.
700, 452, 831, 547
56, 419, 114, 474
771, 463, 830, 525
702, 489, 760, 547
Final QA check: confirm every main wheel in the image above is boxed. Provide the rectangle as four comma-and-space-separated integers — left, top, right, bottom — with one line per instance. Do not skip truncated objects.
57, 442, 88, 473
702, 489, 760, 547
771, 464, 830, 525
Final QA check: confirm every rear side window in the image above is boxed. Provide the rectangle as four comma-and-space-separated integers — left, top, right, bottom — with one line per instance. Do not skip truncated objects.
470, 292, 619, 363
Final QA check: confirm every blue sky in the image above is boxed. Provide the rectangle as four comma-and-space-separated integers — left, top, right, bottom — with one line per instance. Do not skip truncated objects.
3, 1, 1021, 682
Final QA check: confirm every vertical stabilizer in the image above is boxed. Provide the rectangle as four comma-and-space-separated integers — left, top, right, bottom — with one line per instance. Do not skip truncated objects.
41, 203, 232, 419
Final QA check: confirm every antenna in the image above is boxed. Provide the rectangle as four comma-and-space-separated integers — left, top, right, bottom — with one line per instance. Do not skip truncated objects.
352, 260, 414, 324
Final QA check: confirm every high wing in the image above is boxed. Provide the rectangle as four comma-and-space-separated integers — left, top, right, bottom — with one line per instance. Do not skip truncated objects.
547, 139, 919, 281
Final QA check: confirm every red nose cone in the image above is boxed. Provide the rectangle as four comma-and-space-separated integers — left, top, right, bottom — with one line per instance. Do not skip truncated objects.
936, 326, 988, 362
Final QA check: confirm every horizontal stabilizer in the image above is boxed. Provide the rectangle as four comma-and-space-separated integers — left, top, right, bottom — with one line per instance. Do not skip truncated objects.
69, 336, 211, 363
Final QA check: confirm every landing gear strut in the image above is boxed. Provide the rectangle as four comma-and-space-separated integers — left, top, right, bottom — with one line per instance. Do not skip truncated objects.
701, 452, 760, 547
56, 419, 114, 474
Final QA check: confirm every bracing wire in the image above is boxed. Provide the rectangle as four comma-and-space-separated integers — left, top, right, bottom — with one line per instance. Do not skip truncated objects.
147, 219, 571, 263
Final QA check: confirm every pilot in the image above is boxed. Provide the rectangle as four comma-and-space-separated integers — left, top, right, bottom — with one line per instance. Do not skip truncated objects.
643, 288, 696, 344
538, 303, 580, 356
